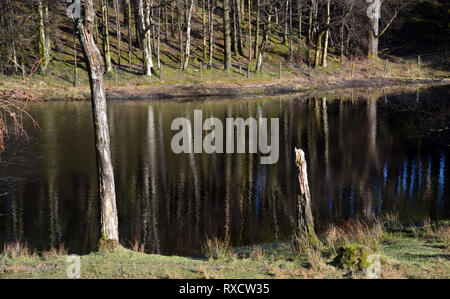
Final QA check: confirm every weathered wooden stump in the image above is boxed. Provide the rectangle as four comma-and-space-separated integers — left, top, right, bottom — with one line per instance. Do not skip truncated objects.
295, 148, 319, 244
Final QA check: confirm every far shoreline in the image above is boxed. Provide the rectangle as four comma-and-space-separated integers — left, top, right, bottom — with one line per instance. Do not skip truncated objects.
10, 76, 450, 102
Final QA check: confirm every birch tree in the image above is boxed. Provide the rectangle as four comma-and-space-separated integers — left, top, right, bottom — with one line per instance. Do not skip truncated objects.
101, 0, 113, 73
136, 0, 153, 76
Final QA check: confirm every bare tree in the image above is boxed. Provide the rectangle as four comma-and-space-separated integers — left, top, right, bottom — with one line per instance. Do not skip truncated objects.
73, 0, 119, 242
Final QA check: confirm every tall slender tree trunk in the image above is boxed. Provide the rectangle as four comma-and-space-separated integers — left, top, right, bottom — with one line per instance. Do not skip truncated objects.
254, 0, 260, 59
157, 0, 161, 70
126, 0, 132, 66
321, 0, 330, 67
37, 0, 48, 75
5, 0, 18, 72
235, 0, 244, 56
298, 0, 302, 40
202, 0, 207, 61
368, 0, 380, 58
113, 0, 121, 67
208, 0, 215, 68
136, 0, 153, 76
223, 0, 232, 71
177, 5, 184, 70
256, 5, 272, 72
314, 31, 324, 68
74, 0, 119, 242
183, 0, 195, 70
44, 1, 50, 72
289, 0, 293, 56
283, 0, 289, 45
101, 0, 113, 73
248, 0, 252, 61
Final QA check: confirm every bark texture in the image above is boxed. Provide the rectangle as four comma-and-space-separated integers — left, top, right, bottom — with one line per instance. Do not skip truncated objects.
75, 0, 119, 242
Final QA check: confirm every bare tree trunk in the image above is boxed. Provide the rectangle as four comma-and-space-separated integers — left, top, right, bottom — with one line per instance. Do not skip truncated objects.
157, 0, 161, 70
254, 0, 260, 59
298, 0, 302, 40
208, 0, 215, 68
5, 0, 18, 72
368, 1, 380, 58
223, 0, 232, 71
294, 148, 317, 240
235, 0, 244, 56
101, 0, 113, 73
113, 0, 121, 67
202, 0, 207, 61
314, 30, 324, 68
321, 0, 330, 67
44, 1, 50, 72
177, 4, 184, 70
183, 0, 195, 70
37, 0, 48, 75
136, 0, 153, 76
248, 0, 252, 61
74, 0, 119, 242
126, 0, 132, 66
256, 6, 272, 72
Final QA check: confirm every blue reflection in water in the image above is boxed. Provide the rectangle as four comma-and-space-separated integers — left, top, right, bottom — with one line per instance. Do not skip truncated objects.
383, 163, 388, 186
410, 159, 416, 198
350, 187, 355, 216
402, 160, 408, 193
438, 154, 445, 206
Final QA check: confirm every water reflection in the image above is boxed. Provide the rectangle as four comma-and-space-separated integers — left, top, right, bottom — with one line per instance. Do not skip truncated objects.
0, 86, 448, 256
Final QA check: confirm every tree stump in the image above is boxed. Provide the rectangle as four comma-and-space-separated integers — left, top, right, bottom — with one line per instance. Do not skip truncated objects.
295, 148, 319, 244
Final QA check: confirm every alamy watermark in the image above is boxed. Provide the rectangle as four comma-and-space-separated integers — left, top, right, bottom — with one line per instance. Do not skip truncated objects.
171, 110, 280, 165
364, 254, 382, 279
66, 0, 81, 19
66, 255, 81, 279
366, 0, 381, 20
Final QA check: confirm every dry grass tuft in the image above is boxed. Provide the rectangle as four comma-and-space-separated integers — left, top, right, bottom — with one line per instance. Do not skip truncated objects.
324, 215, 384, 252
1, 242, 34, 258
203, 235, 236, 261
305, 248, 327, 271
249, 246, 268, 261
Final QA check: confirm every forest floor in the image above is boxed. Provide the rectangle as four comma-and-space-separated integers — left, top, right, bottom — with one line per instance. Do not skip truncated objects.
1, 219, 449, 279
1, 44, 449, 102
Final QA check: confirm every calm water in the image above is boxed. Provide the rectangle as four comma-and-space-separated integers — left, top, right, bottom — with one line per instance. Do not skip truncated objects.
0, 85, 449, 256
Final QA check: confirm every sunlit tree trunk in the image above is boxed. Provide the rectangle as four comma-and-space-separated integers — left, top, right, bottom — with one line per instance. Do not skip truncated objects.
368, 0, 380, 59
37, 0, 48, 75
126, 0, 132, 66
208, 0, 215, 68
256, 5, 272, 72
113, 0, 121, 66
101, 0, 113, 73
183, 0, 195, 70
247, 0, 252, 61
254, 0, 260, 59
177, 5, 184, 69
223, 0, 232, 71
74, 0, 119, 242
321, 0, 330, 67
136, 0, 153, 76
202, 0, 207, 61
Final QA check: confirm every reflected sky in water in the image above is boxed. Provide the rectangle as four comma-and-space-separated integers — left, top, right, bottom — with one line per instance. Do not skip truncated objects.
0, 85, 448, 256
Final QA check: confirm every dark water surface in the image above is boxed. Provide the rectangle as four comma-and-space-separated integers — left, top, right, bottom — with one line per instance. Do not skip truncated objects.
0, 85, 449, 256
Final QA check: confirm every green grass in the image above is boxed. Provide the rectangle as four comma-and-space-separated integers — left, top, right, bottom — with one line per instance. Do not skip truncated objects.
1, 219, 448, 279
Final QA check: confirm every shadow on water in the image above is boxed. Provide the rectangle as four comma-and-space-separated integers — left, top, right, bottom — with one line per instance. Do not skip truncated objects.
0, 85, 449, 256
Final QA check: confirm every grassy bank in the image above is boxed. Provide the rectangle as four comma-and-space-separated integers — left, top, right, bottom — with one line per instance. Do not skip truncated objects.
1, 217, 448, 279
0, 34, 448, 101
